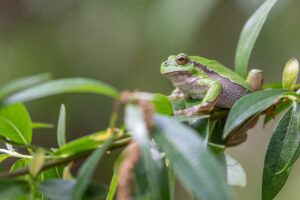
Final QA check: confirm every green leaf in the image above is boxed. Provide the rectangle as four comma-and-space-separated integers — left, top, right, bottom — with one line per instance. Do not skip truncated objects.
40, 166, 65, 180
0, 179, 30, 200
153, 114, 233, 200
172, 114, 209, 123
133, 146, 171, 200
57, 104, 66, 147
0, 154, 11, 163
106, 149, 126, 200
262, 82, 282, 89
171, 98, 186, 111
106, 172, 119, 200
152, 94, 173, 115
262, 107, 297, 200
274, 102, 300, 173
73, 136, 114, 200
10, 158, 30, 172
125, 105, 170, 200
0, 73, 52, 98
0, 103, 32, 145
55, 130, 109, 155
224, 154, 247, 187
224, 89, 288, 138
235, 0, 277, 78
31, 122, 54, 129
38, 180, 106, 200
4, 78, 120, 105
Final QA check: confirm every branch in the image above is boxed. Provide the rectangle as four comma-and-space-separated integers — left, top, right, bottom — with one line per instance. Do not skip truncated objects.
0, 137, 131, 180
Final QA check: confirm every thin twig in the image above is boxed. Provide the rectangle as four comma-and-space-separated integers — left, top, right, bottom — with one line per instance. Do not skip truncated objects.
0, 137, 131, 180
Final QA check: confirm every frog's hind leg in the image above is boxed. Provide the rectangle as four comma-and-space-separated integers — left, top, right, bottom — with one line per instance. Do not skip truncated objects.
175, 78, 222, 116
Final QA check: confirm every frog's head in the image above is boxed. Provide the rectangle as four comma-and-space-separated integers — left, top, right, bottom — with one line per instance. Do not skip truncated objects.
160, 53, 196, 77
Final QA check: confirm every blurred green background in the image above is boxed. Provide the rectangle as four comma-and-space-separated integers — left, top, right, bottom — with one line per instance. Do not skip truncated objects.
0, 0, 299, 199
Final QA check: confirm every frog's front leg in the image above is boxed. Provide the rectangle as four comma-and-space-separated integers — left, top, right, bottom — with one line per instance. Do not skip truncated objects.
175, 78, 222, 116
169, 89, 189, 101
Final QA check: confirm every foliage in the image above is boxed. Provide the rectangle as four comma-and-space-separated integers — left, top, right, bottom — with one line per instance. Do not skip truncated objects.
0, 1, 298, 200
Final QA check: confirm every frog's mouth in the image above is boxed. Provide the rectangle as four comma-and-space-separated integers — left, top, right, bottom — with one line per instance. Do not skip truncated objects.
161, 70, 190, 77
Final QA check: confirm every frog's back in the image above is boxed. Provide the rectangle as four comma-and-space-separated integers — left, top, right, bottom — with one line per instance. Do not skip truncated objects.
189, 56, 252, 91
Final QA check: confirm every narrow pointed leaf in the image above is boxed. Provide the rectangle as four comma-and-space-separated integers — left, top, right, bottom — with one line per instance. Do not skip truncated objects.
32, 122, 54, 129
0, 154, 11, 163
224, 89, 289, 138
153, 114, 233, 200
73, 136, 114, 200
0, 73, 52, 98
38, 179, 106, 200
262, 107, 297, 200
125, 105, 169, 200
106, 172, 119, 200
275, 102, 300, 173
0, 103, 32, 144
4, 78, 120, 105
57, 104, 66, 147
55, 130, 116, 155
225, 155, 247, 187
235, 0, 277, 77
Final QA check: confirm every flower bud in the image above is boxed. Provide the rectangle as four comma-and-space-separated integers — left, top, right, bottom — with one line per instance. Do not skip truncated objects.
246, 69, 264, 91
29, 148, 45, 178
63, 164, 73, 180
282, 58, 299, 91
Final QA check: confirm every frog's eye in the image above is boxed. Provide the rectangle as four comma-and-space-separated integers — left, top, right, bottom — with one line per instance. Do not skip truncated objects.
176, 55, 188, 65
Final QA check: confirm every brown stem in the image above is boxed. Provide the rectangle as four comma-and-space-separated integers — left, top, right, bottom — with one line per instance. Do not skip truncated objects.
0, 137, 131, 180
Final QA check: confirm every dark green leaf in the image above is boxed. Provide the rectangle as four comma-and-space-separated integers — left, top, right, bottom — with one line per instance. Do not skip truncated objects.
4, 78, 120, 105
73, 136, 114, 200
57, 104, 66, 147
133, 146, 171, 200
224, 89, 288, 138
0, 179, 30, 200
190, 118, 210, 139
235, 0, 277, 77
262, 107, 297, 200
38, 179, 106, 200
210, 118, 227, 148
40, 165, 65, 180
153, 114, 233, 200
38, 179, 75, 200
83, 183, 107, 200
32, 122, 54, 129
152, 94, 173, 115
263, 99, 292, 125
275, 102, 300, 173
0, 73, 52, 98
125, 105, 169, 200
167, 162, 175, 200
171, 98, 186, 111
0, 103, 32, 145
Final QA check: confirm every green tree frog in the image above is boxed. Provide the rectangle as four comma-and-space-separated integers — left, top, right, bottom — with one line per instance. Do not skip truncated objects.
161, 53, 263, 116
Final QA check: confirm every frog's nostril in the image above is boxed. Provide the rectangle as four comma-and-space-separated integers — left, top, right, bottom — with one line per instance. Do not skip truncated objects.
165, 62, 168, 64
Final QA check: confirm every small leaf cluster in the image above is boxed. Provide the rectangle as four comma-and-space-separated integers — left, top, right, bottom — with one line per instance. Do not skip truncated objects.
0, 0, 298, 200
